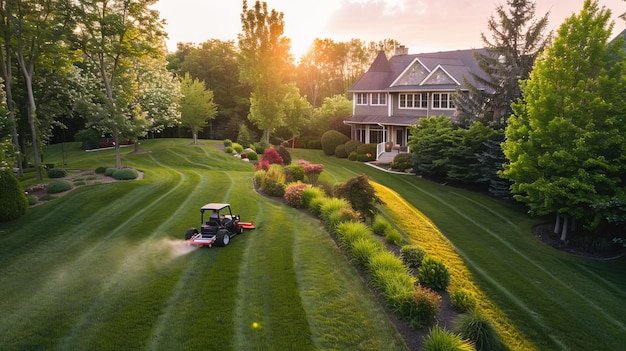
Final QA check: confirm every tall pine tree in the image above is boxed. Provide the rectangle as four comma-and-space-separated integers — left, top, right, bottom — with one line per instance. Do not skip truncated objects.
454, 0, 550, 128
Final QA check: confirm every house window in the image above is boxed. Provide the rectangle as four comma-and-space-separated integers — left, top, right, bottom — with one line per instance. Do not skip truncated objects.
432, 93, 455, 109
371, 93, 387, 105
356, 93, 368, 105
399, 93, 427, 109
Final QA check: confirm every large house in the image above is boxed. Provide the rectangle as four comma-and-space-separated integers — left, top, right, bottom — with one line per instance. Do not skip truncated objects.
345, 46, 492, 156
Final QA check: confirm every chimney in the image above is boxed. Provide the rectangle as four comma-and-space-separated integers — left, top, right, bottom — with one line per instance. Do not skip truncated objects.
395, 45, 408, 56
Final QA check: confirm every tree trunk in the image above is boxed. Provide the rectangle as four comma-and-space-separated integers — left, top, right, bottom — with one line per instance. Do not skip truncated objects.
134, 141, 140, 153
553, 214, 561, 234
113, 126, 121, 169
560, 215, 569, 241
192, 131, 198, 145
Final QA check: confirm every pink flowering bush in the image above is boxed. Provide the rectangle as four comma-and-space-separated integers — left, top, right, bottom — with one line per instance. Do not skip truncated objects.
296, 159, 324, 184
412, 284, 442, 328
284, 182, 310, 208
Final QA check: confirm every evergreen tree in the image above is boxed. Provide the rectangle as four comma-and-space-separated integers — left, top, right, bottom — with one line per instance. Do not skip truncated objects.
454, 0, 550, 128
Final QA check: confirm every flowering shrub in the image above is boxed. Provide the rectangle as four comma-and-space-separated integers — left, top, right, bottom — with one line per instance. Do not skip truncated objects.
412, 284, 442, 328
296, 160, 324, 184
418, 257, 451, 291
284, 182, 310, 208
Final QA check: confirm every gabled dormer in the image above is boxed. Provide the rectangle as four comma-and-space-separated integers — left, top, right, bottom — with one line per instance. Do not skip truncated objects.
391, 59, 430, 86
422, 65, 459, 86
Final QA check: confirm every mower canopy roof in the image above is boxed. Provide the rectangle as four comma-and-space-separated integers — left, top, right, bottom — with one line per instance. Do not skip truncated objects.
200, 203, 231, 212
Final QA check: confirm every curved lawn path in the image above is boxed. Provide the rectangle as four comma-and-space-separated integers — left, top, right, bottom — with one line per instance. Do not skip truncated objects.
0, 140, 407, 351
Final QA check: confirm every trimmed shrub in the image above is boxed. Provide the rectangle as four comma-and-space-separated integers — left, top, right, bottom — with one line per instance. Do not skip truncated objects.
348, 151, 358, 161
418, 257, 451, 291
356, 153, 374, 162
27, 194, 38, 206
344, 139, 363, 155
95, 166, 109, 174
104, 168, 116, 177
400, 244, 426, 272
320, 130, 349, 155
356, 143, 378, 155
274, 145, 292, 165
232, 142, 244, 154
372, 215, 391, 236
306, 139, 321, 149
254, 139, 271, 155
283, 164, 304, 183
246, 149, 258, 161
47, 168, 67, 178
391, 152, 413, 171
334, 143, 348, 158
224, 146, 234, 154
450, 288, 477, 313
284, 182, 310, 208
47, 180, 73, 194
385, 228, 403, 245
223, 139, 233, 147
0, 170, 28, 221
423, 326, 475, 351
454, 309, 500, 351
112, 168, 138, 180
412, 284, 442, 329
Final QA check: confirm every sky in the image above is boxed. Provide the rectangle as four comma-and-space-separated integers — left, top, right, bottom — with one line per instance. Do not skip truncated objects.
152, 0, 626, 58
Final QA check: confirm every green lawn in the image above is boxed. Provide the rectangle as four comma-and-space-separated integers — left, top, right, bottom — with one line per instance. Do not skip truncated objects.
0, 139, 406, 351
4, 139, 625, 350
290, 148, 626, 351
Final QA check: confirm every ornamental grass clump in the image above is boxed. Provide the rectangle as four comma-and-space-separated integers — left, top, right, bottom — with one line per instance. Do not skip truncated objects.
454, 309, 501, 351
422, 326, 475, 351
368, 251, 408, 286
385, 227, 403, 245
47, 179, 72, 194
412, 284, 442, 329
334, 221, 372, 250
372, 215, 391, 236
418, 256, 451, 291
319, 197, 350, 225
349, 237, 384, 267
300, 185, 325, 209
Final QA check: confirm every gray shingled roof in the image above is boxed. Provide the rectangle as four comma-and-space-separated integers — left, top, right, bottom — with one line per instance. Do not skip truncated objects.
350, 48, 491, 93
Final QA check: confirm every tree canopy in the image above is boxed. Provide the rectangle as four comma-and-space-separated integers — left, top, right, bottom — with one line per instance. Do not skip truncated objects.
501, 0, 626, 239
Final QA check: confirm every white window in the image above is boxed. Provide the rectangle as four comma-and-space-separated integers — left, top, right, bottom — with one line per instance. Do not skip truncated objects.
432, 93, 455, 109
399, 93, 427, 109
355, 93, 368, 105
370, 93, 387, 105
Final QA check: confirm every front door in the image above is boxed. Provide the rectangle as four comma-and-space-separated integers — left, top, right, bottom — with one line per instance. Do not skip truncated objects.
396, 129, 404, 146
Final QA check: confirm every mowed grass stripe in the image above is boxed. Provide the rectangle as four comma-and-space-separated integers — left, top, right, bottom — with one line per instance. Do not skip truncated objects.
59, 164, 237, 349
427, 184, 625, 331
292, 211, 408, 350
233, 204, 314, 350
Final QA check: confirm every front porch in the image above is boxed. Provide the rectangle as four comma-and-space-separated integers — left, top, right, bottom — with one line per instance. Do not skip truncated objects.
375, 142, 410, 163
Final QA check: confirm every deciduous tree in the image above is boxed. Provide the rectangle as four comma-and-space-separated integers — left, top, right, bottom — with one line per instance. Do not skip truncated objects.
238, 0, 292, 142
180, 73, 217, 145
501, 0, 626, 240
73, 0, 167, 168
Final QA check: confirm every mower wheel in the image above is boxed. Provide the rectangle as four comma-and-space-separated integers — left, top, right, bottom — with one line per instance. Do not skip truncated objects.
185, 228, 199, 240
216, 229, 230, 246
